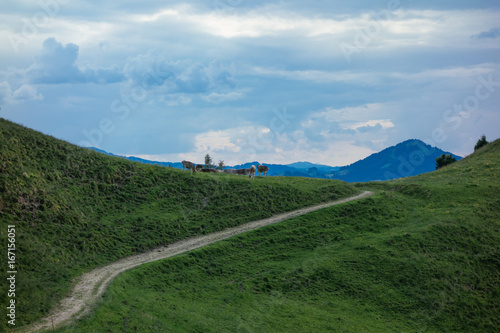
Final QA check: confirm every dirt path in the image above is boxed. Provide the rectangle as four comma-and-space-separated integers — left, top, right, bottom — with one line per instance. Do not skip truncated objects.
22, 191, 374, 332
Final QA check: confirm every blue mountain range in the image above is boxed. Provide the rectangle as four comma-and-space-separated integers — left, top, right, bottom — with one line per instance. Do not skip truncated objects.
88, 139, 461, 182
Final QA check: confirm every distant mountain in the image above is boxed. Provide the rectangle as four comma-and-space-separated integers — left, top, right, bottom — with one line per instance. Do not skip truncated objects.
87, 139, 462, 182
231, 162, 314, 177
330, 139, 462, 182
88, 147, 118, 157
228, 162, 336, 178
286, 161, 340, 173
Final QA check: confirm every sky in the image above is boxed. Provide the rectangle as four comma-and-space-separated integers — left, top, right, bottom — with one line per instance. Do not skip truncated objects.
1, 0, 499, 166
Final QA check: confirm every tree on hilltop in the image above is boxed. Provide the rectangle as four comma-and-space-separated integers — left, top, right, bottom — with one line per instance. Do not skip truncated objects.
204, 154, 214, 169
474, 135, 488, 151
436, 154, 457, 170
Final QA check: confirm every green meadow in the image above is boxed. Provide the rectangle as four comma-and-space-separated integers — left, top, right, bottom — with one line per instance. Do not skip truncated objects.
0, 119, 357, 329
55, 139, 500, 332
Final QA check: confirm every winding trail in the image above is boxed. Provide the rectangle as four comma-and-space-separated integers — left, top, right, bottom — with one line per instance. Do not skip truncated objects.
22, 191, 374, 332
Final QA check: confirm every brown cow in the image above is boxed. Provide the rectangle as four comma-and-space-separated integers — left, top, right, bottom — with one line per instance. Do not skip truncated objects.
257, 164, 269, 176
249, 165, 256, 178
182, 160, 196, 174
196, 164, 203, 171
236, 168, 250, 175
224, 169, 238, 175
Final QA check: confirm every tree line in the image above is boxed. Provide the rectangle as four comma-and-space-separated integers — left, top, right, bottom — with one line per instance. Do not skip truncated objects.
436, 135, 489, 170
204, 154, 225, 170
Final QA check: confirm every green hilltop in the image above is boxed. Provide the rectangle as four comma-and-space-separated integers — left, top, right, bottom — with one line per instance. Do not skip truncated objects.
0, 118, 358, 329
55, 138, 499, 332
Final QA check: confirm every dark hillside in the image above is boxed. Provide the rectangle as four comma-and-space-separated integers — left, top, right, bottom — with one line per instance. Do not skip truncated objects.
0, 118, 357, 328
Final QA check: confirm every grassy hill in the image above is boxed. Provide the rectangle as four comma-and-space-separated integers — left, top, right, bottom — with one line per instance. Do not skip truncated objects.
53, 139, 499, 332
0, 118, 358, 329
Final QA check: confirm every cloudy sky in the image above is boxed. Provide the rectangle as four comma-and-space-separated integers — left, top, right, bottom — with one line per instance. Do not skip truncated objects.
1, 0, 499, 166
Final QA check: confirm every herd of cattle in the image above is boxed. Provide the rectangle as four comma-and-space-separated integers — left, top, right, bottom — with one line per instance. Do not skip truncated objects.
181, 160, 269, 178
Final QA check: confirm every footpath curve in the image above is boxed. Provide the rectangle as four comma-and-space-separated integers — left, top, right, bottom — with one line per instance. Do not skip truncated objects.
22, 191, 374, 332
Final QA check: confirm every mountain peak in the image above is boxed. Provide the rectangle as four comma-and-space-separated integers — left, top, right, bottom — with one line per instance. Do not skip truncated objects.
337, 139, 462, 181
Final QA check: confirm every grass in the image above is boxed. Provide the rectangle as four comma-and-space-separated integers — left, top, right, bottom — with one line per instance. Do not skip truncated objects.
0, 118, 358, 329
54, 139, 500, 332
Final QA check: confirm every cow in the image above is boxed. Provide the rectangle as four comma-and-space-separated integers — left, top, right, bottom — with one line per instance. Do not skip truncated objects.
249, 165, 256, 178
201, 168, 218, 173
181, 160, 196, 174
257, 164, 269, 176
196, 164, 203, 171
236, 168, 250, 175
224, 169, 238, 175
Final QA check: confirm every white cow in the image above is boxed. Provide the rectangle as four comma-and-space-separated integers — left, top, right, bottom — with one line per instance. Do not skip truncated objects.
249, 165, 256, 179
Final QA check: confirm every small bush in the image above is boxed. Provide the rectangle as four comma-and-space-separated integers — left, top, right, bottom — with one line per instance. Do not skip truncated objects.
435, 154, 457, 170
474, 135, 488, 151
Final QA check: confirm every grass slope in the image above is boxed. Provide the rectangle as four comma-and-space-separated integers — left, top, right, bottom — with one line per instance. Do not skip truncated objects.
56, 140, 499, 332
0, 119, 358, 329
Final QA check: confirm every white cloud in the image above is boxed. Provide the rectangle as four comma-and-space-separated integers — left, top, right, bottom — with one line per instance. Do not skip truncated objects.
175, 124, 380, 166
253, 67, 382, 85
158, 94, 192, 107
191, 12, 348, 39
194, 130, 241, 153
408, 64, 500, 80
125, 4, 349, 39
123, 51, 237, 94
253, 64, 500, 87
177, 126, 271, 165
133, 9, 181, 23
12, 84, 43, 101
0, 81, 43, 104
306, 104, 392, 124
202, 91, 244, 103
298, 103, 399, 154
269, 140, 376, 166
345, 120, 395, 131
24, 37, 124, 84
